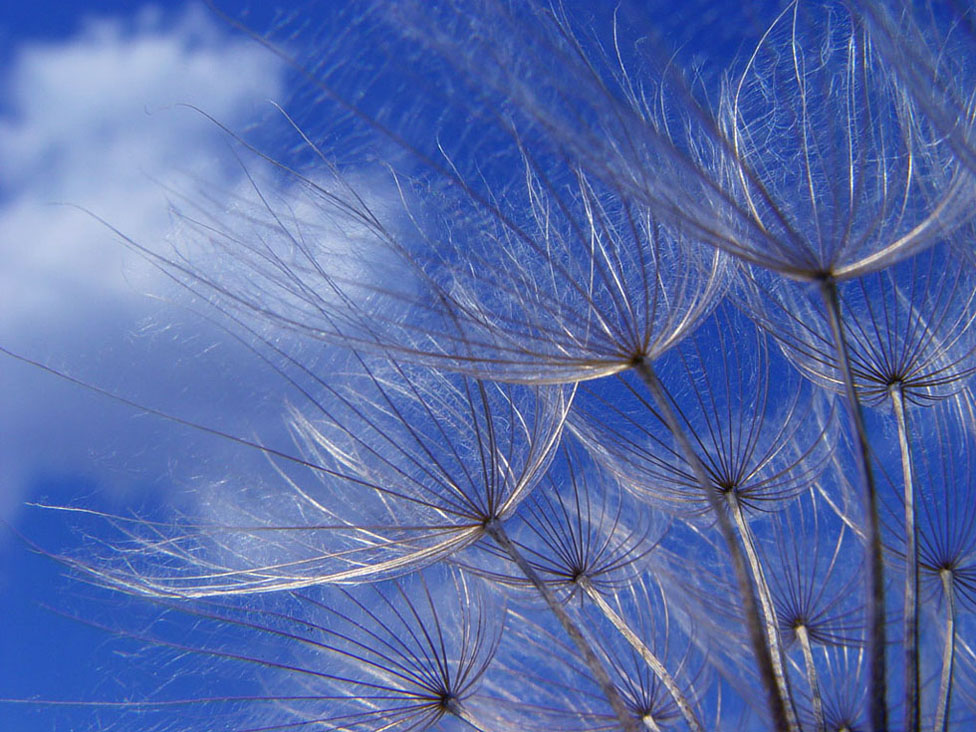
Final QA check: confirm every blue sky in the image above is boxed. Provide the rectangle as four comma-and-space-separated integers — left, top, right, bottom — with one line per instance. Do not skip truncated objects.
0, 1, 784, 729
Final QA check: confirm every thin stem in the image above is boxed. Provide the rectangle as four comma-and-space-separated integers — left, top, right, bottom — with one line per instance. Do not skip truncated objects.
819, 278, 887, 732
632, 359, 797, 732
580, 579, 705, 732
642, 712, 663, 732
483, 518, 640, 732
934, 570, 956, 732
890, 383, 919, 732
445, 697, 489, 732
728, 497, 794, 728
795, 624, 825, 732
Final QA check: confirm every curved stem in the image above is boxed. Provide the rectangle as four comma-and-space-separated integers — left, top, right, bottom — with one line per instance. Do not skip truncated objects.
819, 279, 887, 731
934, 570, 956, 732
484, 518, 640, 731
580, 579, 705, 732
729, 497, 794, 727
633, 359, 797, 732
795, 624, 825, 732
890, 383, 919, 732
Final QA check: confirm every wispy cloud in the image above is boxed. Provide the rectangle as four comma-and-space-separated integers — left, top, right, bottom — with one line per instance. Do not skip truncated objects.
0, 4, 286, 520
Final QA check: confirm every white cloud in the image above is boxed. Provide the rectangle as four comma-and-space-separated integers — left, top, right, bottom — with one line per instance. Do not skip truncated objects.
0, 3, 284, 319
0, 4, 288, 520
